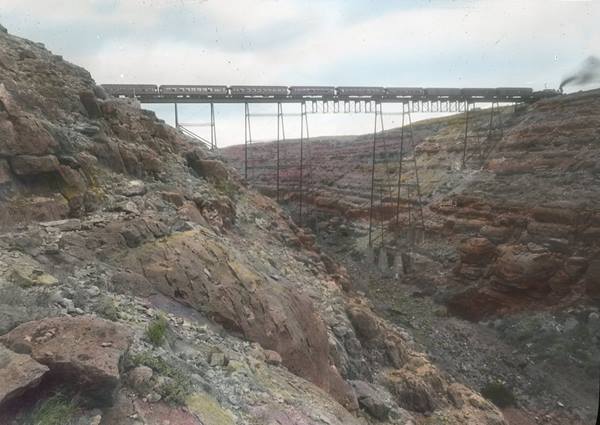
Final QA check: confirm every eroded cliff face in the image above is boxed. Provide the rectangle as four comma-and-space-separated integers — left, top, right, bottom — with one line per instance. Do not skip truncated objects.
0, 27, 507, 425
223, 91, 600, 319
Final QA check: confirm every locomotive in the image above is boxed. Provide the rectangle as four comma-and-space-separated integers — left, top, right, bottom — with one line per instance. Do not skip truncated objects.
101, 84, 557, 102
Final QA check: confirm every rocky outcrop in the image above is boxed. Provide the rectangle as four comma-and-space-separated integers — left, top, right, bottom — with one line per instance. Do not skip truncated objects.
0, 316, 133, 405
0, 345, 48, 407
121, 229, 337, 396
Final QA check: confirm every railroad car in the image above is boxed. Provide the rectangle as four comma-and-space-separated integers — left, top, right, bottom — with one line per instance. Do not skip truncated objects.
336, 86, 386, 97
289, 86, 336, 97
461, 88, 498, 99
102, 84, 158, 96
159, 85, 228, 97
229, 86, 289, 97
384, 87, 425, 97
496, 87, 533, 99
424, 88, 462, 98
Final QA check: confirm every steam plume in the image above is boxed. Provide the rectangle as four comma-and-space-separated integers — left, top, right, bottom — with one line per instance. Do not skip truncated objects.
560, 56, 600, 90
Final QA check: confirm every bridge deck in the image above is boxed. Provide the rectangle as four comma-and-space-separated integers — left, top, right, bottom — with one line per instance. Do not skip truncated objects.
133, 95, 523, 104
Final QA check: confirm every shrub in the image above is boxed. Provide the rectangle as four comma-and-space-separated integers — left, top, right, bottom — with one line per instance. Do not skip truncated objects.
129, 351, 191, 405
481, 381, 516, 407
25, 393, 77, 425
94, 295, 119, 321
214, 178, 238, 199
145, 315, 168, 346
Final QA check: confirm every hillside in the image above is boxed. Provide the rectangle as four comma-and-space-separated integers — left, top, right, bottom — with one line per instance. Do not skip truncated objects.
0, 25, 516, 425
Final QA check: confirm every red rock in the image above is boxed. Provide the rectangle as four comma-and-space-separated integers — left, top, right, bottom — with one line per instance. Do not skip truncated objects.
346, 304, 380, 342
531, 206, 578, 226
0, 194, 69, 230
459, 237, 497, 265
0, 316, 133, 405
9, 154, 59, 176
160, 191, 185, 207
264, 349, 283, 366
11, 115, 58, 155
187, 156, 230, 182
57, 164, 87, 191
121, 232, 339, 400
327, 365, 359, 412
139, 149, 162, 174
492, 244, 559, 290
0, 345, 49, 406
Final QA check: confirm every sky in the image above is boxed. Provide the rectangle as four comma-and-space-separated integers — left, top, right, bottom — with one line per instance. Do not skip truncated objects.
1, 0, 599, 147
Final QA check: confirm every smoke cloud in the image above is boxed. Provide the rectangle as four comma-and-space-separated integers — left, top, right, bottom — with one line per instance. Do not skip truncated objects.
560, 56, 600, 90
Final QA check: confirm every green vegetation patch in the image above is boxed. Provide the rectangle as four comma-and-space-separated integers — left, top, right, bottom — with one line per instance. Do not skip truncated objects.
94, 295, 119, 321
214, 178, 238, 199
145, 315, 168, 346
130, 351, 192, 405
25, 393, 77, 425
481, 381, 516, 408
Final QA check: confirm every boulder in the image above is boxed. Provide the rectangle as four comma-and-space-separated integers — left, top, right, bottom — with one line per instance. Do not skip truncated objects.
4, 195, 69, 226
79, 91, 103, 118
9, 154, 59, 176
492, 244, 559, 290
350, 380, 394, 420
127, 366, 153, 392
346, 304, 380, 343
459, 237, 497, 265
0, 316, 133, 405
9, 264, 58, 287
0, 345, 49, 406
120, 180, 146, 197
58, 164, 87, 191
326, 366, 359, 412
93, 85, 108, 100
187, 156, 229, 182
11, 115, 58, 155
382, 357, 446, 414
102, 389, 203, 425
159, 191, 185, 207
264, 349, 283, 366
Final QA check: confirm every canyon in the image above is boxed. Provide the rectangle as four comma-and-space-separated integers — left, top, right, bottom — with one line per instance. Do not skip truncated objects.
222, 89, 600, 424
0, 22, 597, 425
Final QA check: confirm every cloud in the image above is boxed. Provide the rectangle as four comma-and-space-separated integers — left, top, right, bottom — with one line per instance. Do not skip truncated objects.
1, 0, 599, 145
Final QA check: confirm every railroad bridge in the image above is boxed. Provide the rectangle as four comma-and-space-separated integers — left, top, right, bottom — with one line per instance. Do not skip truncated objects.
102, 84, 543, 248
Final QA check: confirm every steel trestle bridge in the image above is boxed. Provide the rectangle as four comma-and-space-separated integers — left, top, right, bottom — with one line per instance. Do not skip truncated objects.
103, 84, 538, 248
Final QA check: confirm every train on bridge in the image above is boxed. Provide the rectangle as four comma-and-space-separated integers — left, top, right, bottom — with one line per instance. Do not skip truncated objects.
101, 84, 560, 102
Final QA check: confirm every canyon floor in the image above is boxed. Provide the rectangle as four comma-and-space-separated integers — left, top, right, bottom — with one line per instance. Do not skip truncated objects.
318, 220, 597, 425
